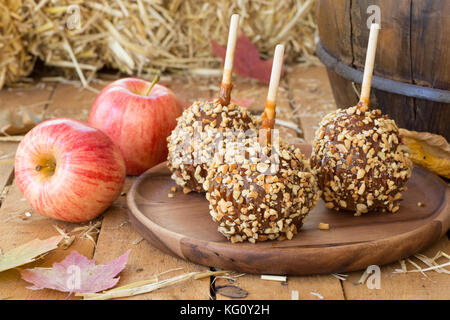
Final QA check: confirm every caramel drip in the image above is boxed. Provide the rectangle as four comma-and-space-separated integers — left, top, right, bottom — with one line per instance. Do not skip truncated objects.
218, 82, 233, 106
261, 100, 276, 130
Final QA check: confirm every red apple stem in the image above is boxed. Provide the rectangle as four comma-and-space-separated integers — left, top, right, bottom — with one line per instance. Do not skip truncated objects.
145, 74, 160, 96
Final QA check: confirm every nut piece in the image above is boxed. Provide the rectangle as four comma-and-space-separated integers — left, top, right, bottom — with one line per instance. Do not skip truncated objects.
318, 222, 330, 230
356, 169, 365, 180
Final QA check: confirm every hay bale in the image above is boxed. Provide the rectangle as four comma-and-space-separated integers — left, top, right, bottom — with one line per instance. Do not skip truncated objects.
3, 0, 317, 88
0, 0, 34, 88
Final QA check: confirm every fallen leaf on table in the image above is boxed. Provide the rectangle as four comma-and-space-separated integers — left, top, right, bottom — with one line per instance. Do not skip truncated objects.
0, 108, 43, 136
0, 235, 64, 273
215, 284, 248, 299
399, 129, 450, 178
211, 34, 283, 84
21, 250, 130, 294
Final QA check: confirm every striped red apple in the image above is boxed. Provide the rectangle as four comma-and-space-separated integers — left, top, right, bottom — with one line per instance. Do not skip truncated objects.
14, 119, 126, 222
88, 77, 183, 175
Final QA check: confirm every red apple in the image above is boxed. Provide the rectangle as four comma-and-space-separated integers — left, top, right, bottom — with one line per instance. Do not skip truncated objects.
14, 118, 126, 223
88, 77, 183, 175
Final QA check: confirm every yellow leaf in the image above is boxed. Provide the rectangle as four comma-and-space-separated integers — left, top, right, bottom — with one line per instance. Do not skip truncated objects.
400, 129, 450, 179
0, 235, 63, 273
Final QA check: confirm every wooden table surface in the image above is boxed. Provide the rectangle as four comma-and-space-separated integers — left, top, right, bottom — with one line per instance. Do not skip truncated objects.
0, 65, 449, 300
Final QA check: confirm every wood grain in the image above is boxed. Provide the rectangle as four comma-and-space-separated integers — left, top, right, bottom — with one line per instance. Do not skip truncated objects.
0, 142, 16, 199
214, 273, 345, 300
316, 0, 353, 66
411, 0, 450, 89
349, 0, 413, 81
286, 65, 336, 143
230, 77, 304, 144
43, 83, 104, 122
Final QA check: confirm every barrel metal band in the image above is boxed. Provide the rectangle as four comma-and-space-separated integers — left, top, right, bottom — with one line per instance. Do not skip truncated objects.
316, 42, 450, 104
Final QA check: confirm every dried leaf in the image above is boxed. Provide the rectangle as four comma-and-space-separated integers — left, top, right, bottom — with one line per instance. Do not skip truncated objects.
21, 250, 130, 293
0, 235, 63, 273
211, 34, 284, 84
215, 285, 248, 299
399, 129, 450, 178
0, 108, 43, 136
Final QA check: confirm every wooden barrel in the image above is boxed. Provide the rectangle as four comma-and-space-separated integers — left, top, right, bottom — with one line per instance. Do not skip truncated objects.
316, 0, 450, 141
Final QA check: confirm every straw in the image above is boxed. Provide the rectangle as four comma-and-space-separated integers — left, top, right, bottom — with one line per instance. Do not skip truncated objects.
0, 1, 318, 88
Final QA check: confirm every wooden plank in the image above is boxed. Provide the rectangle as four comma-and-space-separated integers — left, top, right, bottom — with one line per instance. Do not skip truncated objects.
349, 0, 413, 81
342, 235, 450, 300
287, 65, 336, 143
316, 0, 353, 66
0, 83, 55, 113
163, 75, 217, 106
91, 75, 214, 300
411, 0, 450, 89
43, 83, 105, 122
0, 142, 16, 198
230, 77, 304, 144
215, 273, 345, 300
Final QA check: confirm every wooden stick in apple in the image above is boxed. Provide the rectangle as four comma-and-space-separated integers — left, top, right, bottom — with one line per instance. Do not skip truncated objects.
261, 44, 285, 130
358, 23, 380, 109
218, 14, 240, 106
260, 44, 284, 146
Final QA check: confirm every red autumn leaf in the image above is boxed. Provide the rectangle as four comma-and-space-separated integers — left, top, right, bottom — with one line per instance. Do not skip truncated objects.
20, 250, 130, 294
211, 34, 283, 84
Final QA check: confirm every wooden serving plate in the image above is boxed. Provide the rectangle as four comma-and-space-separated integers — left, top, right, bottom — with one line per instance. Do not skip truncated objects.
127, 145, 450, 275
